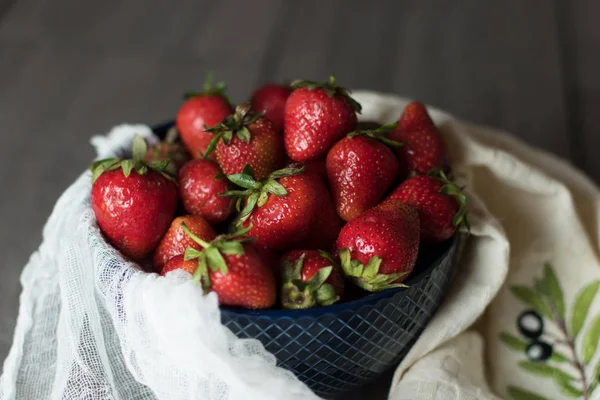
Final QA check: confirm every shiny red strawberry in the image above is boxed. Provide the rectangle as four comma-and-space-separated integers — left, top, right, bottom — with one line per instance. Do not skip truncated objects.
254, 245, 280, 275
284, 76, 361, 161
161, 254, 197, 275
153, 215, 216, 272
178, 159, 234, 224
303, 159, 328, 185
326, 123, 403, 221
250, 83, 291, 132
337, 201, 420, 291
280, 250, 344, 309
205, 103, 285, 180
223, 165, 325, 251
163, 227, 276, 309
176, 75, 233, 159
91, 136, 178, 261
388, 101, 447, 174
301, 180, 342, 250
385, 172, 468, 243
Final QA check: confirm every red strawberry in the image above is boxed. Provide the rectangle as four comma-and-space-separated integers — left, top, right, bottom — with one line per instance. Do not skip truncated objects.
164, 227, 276, 309
280, 250, 344, 309
337, 201, 420, 291
250, 83, 291, 132
385, 172, 468, 243
161, 254, 197, 275
153, 215, 216, 272
91, 136, 178, 261
253, 245, 280, 275
284, 76, 361, 161
178, 159, 234, 224
326, 123, 403, 221
301, 181, 342, 250
388, 102, 447, 174
145, 141, 191, 176
303, 159, 328, 185
205, 103, 285, 180
176, 75, 233, 159
223, 165, 326, 251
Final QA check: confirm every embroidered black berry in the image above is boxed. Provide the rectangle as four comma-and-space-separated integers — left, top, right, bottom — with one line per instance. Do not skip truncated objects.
517, 310, 544, 339
526, 340, 553, 362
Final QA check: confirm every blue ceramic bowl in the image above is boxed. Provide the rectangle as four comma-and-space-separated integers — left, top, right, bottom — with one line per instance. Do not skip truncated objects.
153, 121, 460, 398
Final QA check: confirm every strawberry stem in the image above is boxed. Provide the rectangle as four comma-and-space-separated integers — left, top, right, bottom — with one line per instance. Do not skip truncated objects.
90, 135, 174, 183
347, 122, 404, 149
430, 169, 470, 231
180, 223, 211, 249
221, 164, 305, 223
290, 75, 362, 113
202, 102, 264, 157
183, 72, 228, 100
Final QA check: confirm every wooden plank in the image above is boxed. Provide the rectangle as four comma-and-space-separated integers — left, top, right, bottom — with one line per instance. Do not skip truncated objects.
272, 0, 570, 159
559, 0, 600, 182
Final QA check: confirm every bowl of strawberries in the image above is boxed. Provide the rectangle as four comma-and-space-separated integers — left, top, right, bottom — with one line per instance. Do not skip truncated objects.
90, 75, 467, 398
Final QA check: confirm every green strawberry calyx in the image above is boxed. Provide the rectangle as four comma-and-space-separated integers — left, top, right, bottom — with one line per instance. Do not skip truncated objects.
281, 251, 340, 309
90, 135, 174, 183
347, 122, 404, 149
183, 71, 228, 99
430, 169, 470, 231
290, 75, 362, 113
339, 248, 408, 292
220, 164, 306, 223
203, 103, 264, 157
181, 223, 253, 292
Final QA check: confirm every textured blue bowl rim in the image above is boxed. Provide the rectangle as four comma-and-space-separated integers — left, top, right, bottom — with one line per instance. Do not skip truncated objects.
152, 120, 458, 320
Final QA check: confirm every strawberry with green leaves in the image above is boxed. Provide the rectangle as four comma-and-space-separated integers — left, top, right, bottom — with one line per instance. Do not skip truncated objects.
176, 74, 233, 158
162, 225, 276, 309
280, 250, 344, 309
91, 136, 178, 261
284, 76, 361, 162
326, 123, 403, 221
153, 215, 216, 272
222, 164, 327, 251
337, 201, 420, 291
385, 171, 468, 243
388, 101, 447, 174
205, 103, 285, 180
144, 128, 191, 176
250, 83, 291, 132
178, 159, 234, 224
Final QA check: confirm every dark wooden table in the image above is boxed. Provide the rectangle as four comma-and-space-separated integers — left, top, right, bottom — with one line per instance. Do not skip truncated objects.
0, 0, 598, 398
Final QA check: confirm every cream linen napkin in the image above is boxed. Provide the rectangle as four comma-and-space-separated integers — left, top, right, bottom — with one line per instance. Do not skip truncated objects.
352, 92, 600, 400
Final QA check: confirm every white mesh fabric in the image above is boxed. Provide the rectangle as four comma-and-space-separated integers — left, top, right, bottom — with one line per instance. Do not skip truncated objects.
0, 125, 319, 400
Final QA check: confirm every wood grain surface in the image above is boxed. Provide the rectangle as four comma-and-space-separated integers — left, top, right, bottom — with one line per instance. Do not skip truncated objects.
0, 0, 597, 398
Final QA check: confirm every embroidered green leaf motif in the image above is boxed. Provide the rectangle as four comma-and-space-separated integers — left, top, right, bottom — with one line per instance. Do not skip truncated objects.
500, 333, 569, 363
511, 286, 553, 319
518, 361, 575, 382
540, 263, 565, 319
500, 332, 526, 351
570, 280, 600, 337
508, 386, 548, 400
550, 350, 570, 364
554, 374, 584, 397
582, 313, 600, 364
589, 360, 600, 394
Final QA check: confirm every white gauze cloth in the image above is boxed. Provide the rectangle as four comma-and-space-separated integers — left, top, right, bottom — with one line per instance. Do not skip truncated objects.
2, 91, 600, 400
